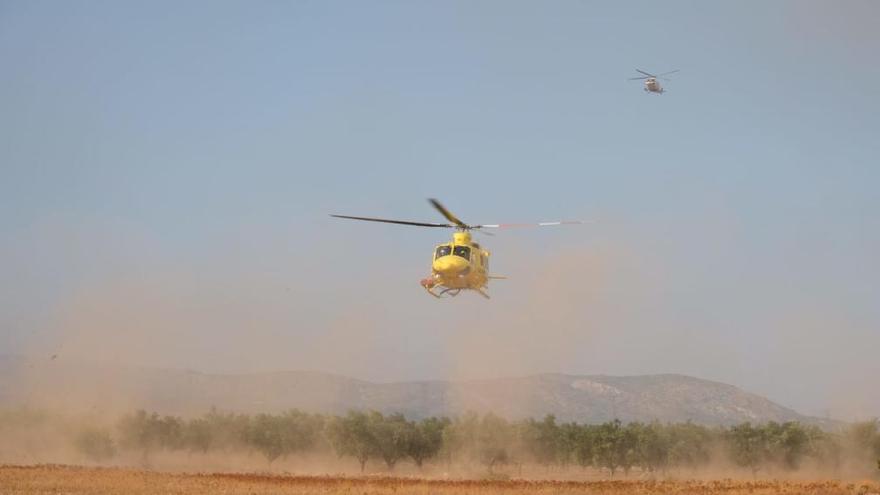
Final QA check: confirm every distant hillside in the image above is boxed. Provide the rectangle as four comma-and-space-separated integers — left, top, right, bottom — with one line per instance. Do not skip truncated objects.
0, 355, 835, 427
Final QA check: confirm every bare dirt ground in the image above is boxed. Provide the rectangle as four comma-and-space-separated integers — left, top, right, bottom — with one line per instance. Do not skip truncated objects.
1, 465, 879, 495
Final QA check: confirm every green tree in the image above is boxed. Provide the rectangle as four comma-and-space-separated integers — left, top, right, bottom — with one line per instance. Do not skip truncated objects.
407, 417, 449, 468
183, 417, 213, 454
117, 410, 184, 465
764, 421, 812, 470
558, 422, 590, 468
326, 411, 376, 472
441, 412, 480, 466
728, 422, 770, 477
242, 410, 324, 466
571, 424, 597, 469
618, 422, 640, 476
809, 429, 842, 473
368, 412, 410, 470
246, 414, 286, 465
477, 413, 513, 473
667, 422, 713, 473
202, 408, 250, 452
594, 420, 624, 478
635, 422, 670, 475
521, 415, 560, 468
74, 427, 116, 462
278, 410, 323, 456
844, 419, 880, 474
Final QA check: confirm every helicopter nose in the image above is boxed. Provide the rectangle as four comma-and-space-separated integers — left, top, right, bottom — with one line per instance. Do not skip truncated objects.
433, 255, 469, 275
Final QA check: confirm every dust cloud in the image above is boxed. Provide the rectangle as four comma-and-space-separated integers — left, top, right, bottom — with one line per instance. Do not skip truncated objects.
9, 234, 878, 419
1, 409, 878, 480
4, 232, 878, 479
441, 243, 628, 380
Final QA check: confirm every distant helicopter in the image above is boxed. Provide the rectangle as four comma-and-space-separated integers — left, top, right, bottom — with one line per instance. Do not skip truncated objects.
629, 69, 679, 94
332, 199, 580, 299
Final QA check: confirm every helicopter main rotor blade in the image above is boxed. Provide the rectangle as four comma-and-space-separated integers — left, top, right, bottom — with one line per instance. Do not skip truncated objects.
330, 214, 452, 228
477, 220, 584, 229
428, 198, 469, 229
635, 69, 657, 78
628, 76, 649, 80
657, 69, 680, 77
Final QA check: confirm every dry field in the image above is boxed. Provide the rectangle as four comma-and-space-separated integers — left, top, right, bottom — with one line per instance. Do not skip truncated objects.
1, 465, 879, 495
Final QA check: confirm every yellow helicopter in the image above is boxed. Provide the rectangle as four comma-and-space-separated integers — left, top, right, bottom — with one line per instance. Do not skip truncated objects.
332, 199, 580, 299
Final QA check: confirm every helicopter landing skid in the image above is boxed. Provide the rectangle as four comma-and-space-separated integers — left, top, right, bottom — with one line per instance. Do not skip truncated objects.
421, 278, 484, 299
423, 286, 462, 298
425, 287, 488, 299
438, 288, 462, 297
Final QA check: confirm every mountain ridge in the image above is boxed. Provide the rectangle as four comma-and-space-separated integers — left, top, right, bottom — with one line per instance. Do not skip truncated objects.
0, 355, 837, 428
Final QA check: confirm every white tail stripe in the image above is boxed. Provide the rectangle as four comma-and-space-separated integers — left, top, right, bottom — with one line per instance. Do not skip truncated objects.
480, 220, 583, 229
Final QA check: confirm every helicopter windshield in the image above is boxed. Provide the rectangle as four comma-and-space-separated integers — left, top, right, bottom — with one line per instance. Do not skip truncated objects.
452, 246, 471, 260
435, 246, 452, 259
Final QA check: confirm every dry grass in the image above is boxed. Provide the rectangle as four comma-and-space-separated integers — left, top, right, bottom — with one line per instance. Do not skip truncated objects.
1, 465, 878, 495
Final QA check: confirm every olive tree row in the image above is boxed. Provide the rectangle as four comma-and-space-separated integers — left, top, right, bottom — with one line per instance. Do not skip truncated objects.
43, 408, 879, 476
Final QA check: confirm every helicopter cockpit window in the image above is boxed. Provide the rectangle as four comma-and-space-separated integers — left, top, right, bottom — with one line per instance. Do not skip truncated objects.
452, 246, 471, 260
435, 246, 452, 259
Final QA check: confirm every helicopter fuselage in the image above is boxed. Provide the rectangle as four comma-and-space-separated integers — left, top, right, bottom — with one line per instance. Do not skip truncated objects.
644, 77, 663, 93
420, 231, 491, 297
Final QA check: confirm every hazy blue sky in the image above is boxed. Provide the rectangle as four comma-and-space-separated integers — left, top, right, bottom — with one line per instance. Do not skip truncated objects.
2, 1, 878, 420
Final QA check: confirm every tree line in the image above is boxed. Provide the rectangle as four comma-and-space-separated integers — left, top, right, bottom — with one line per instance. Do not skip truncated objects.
63, 409, 877, 476
3, 407, 876, 477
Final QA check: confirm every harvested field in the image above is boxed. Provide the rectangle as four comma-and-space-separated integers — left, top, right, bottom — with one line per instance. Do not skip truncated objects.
1, 465, 879, 495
